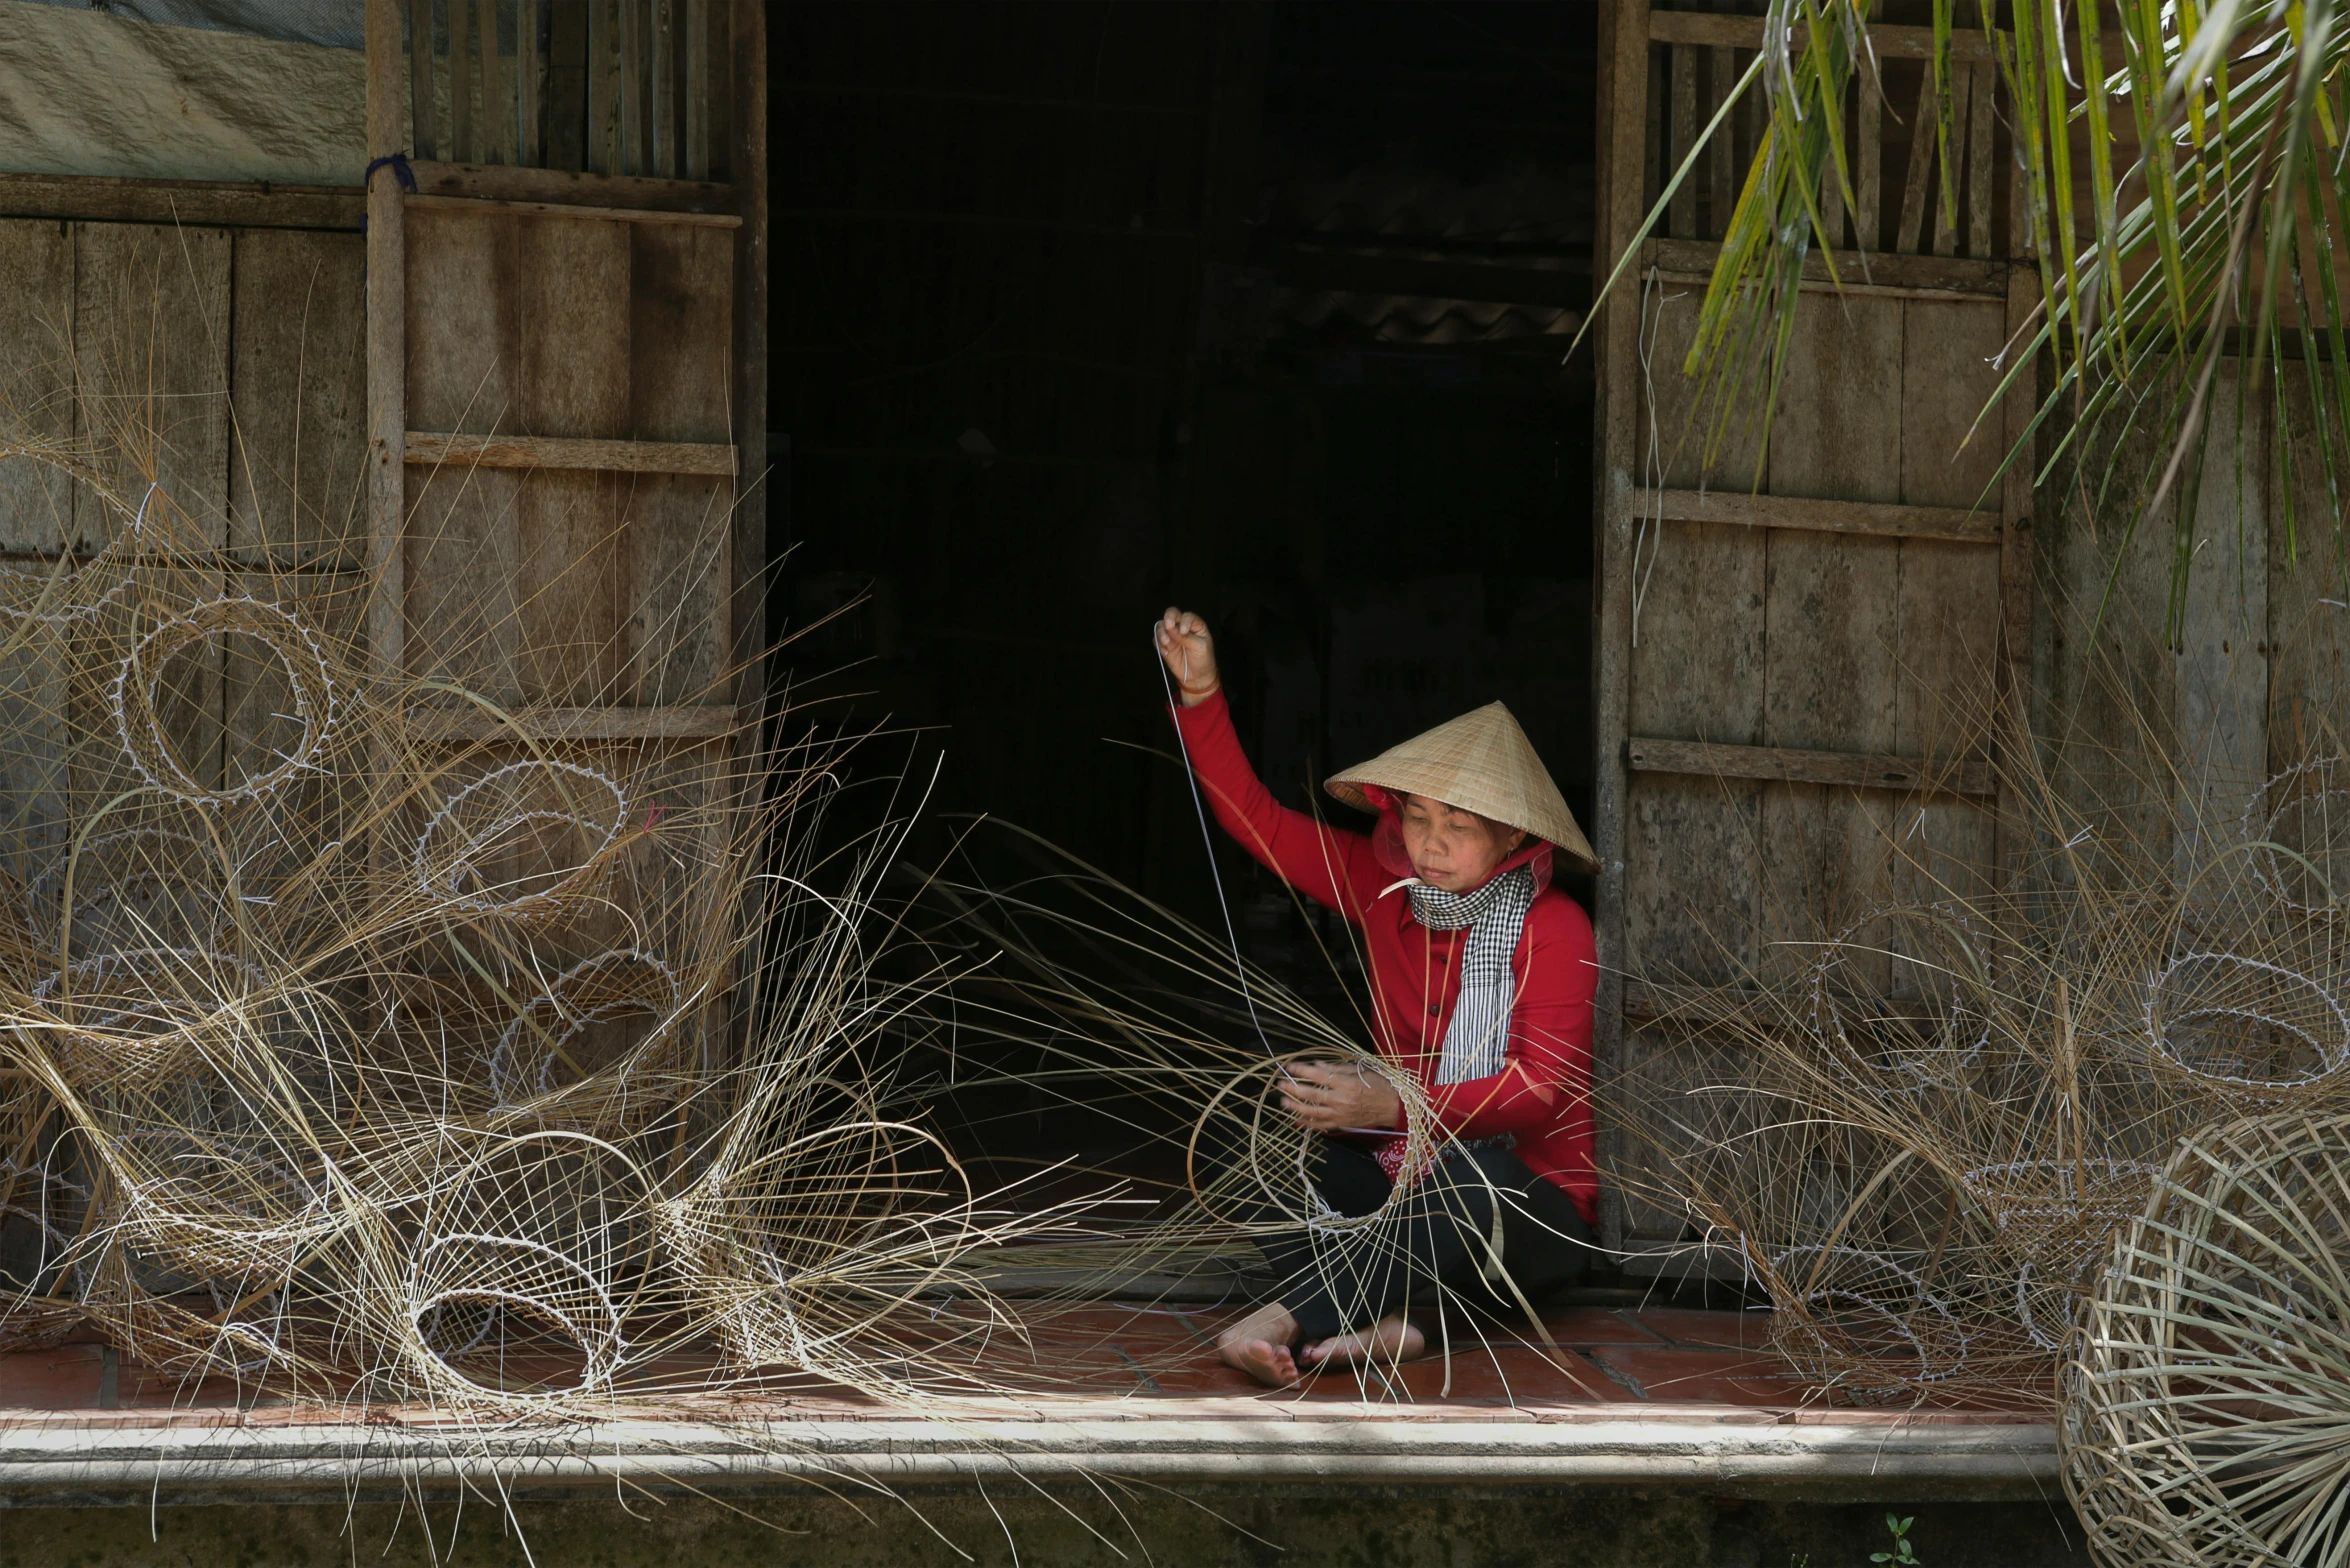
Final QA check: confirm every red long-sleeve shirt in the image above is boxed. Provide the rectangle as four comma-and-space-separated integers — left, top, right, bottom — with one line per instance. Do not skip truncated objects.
1172, 691, 1598, 1224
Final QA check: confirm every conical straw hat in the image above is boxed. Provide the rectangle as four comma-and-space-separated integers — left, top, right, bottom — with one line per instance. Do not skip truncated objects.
1326, 702, 1596, 871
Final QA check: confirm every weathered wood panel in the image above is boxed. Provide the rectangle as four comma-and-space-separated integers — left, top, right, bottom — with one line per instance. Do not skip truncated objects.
0, 224, 87, 867
2175, 385, 2269, 874
71, 224, 233, 548
1626, 519, 1762, 986
1891, 299, 2002, 909
70, 228, 234, 828
1760, 293, 1903, 980
508, 213, 631, 705
0, 221, 77, 554
2269, 375, 2350, 771
401, 206, 731, 707
229, 229, 369, 568
0, 217, 372, 875
1635, 283, 1762, 493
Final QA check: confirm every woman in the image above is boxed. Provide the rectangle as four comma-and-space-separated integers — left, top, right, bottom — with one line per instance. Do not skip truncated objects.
1155, 608, 1600, 1387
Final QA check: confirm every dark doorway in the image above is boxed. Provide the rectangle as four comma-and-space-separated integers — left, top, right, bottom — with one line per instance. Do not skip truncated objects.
770, 0, 1597, 1072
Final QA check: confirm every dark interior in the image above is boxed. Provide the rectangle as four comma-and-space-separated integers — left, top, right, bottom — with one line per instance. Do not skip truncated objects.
768, 1, 1599, 1176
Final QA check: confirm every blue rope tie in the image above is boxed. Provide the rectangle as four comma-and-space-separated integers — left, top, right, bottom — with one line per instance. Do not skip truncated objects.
360, 154, 417, 235
363, 153, 417, 192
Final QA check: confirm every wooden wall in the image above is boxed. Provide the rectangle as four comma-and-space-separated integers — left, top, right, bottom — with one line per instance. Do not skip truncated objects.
1594, 3, 2040, 1258
0, 194, 367, 870
2039, 367, 2350, 875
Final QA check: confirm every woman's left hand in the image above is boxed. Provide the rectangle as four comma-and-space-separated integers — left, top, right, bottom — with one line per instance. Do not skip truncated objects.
1278, 1059, 1403, 1133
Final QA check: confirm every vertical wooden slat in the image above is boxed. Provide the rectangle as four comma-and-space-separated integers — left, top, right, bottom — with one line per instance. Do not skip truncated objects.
480, 0, 507, 165
0, 222, 78, 556
367, 0, 409, 692
1994, 267, 2037, 892
1895, 298, 2007, 910
0, 221, 80, 862
228, 231, 367, 570
1643, 46, 1664, 215
627, 226, 731, 703
1895, 67, 1939, 255
449, 0, 474, 164
1762, 294, 1905, 970
1594, 0, 1653, 1256
1821, 66, 1846, 248
2011, 142, 2032, 258
1669, 44, 1697, 240
72, 226, 231, 544
2266, 379, 2348, 786
620, 0, 646, 178
1707, 45, 1734, 241
513, 218, 629, 705
402, 206, 514, 695
650, 0, 676, 180
2174, 372, 2270, 875
587, 0, 616, 175
1855, 65, 1882, 252
547, 0, 586, 172
1966, 61, 1996, 260
1932, 66, 1970, 258
684, 0, 709, 182
519, 0, 541, 166
729, 0, 767, 704
226, 232, 369, 796
408, 0, 438, 161
1629, 293, 1770, 998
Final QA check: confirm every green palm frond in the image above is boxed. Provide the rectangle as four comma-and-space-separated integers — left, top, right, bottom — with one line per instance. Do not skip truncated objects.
1592, 0, 2350, 630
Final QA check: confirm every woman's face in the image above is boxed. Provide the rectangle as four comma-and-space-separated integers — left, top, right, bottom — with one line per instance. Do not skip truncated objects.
1398, 795, 1526, 892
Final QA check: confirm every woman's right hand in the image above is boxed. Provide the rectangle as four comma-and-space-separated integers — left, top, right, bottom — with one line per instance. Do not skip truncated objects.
1156, 608, 1220, 706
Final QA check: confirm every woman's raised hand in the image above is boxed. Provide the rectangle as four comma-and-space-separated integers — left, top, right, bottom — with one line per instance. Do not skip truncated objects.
1156, 607, 1220, 705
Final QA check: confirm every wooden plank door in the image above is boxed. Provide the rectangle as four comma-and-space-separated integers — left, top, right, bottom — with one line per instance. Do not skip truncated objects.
365, 0, 764, 722
361, 0, 764, 1060
1593, 5, 2038, 1262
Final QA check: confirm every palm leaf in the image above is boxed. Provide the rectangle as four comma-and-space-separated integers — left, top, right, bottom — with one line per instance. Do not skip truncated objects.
1592, 0, 2350, 632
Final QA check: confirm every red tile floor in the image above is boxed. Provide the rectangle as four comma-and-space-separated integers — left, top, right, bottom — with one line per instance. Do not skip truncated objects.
0, 1300, 2039, 1425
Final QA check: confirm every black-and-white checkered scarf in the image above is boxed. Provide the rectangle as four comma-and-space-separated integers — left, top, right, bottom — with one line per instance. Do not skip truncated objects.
1407, 865, 1537, 1085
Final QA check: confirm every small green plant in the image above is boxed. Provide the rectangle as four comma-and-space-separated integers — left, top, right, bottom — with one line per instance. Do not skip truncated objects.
1870, 1514, 1920, 1566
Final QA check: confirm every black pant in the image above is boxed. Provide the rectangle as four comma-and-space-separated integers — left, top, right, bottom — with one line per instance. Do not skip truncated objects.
1245, 1138, 1595, 1344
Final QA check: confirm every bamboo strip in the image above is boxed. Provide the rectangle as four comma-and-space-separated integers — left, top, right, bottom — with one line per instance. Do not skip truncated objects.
1896, 66, 1939, 255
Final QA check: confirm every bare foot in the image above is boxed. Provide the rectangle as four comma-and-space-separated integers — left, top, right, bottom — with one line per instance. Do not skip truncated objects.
1216, 1302, 1302, 1387
1300, 1312, 1426, 1370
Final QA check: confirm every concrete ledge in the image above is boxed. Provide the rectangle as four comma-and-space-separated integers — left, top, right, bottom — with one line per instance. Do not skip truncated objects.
0, 1407, 2061, 1506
